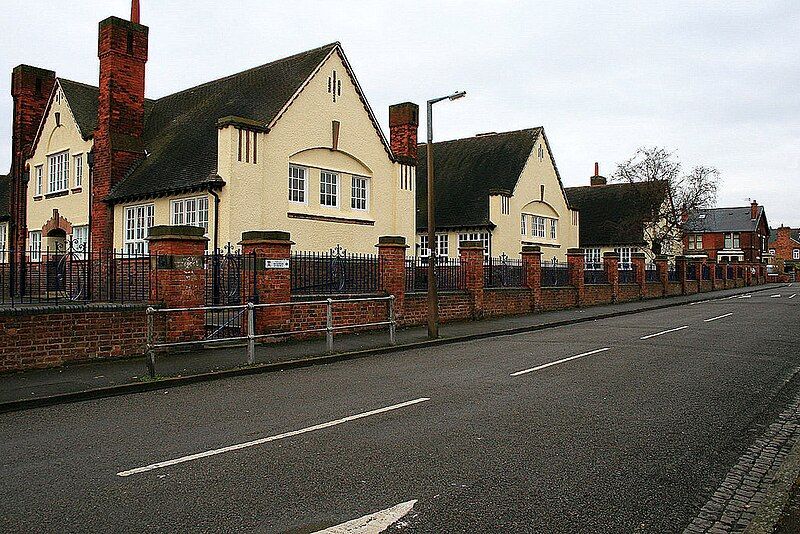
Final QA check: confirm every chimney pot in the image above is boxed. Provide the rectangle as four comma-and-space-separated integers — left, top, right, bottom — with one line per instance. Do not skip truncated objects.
131, 0, 140, 24
750, 200, 758, 219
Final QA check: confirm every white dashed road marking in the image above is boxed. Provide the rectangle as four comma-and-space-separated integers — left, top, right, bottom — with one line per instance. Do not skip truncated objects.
770, 294, 782, 298
704, 313, 733, 323
640, 325, 689, 340
511, 348, 611, 376
790, 294, 797, 299
117, 398, 431, 477
314, 500, 418, 533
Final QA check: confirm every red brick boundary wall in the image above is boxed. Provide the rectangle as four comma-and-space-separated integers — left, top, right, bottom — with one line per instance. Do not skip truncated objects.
0, 304, 147, 372
0, 232, 772, 373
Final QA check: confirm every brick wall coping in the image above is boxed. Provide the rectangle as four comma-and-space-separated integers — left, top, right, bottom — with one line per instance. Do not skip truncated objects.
377, 236, 407, 246
147, 225, 207, 241
406, 290, 469, 296
241, 230, 291, 243
290, 292, 387, 302
0, 302, 152, 317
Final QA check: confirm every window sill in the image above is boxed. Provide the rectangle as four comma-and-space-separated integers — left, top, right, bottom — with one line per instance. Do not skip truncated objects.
71, 187, 82, 193
287, 212, 375, 226
33, 195, 43, 202
44, 190, 68, 199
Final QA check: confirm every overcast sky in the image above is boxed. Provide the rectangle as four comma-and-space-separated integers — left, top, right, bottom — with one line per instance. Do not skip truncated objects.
2, 0, 798, 225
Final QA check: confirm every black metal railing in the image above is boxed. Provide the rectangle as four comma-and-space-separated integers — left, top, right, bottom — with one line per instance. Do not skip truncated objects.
686, 264, 697, 281
542, 262, 570, 287
584, 268, 608, 285
702, 264, 711, 281
484, 254, 525, 288
727, 265, 735, 279
205, 245, 245, 306
0, 243, 150, 307
668, 268, 679, 282
291, 245, 381, 295
716, 265, 724, 279
645, 265, 659, 282
618, 265, 637, 284
405, 256, 465, 292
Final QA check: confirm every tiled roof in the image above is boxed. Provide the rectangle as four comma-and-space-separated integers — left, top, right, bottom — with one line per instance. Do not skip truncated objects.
684, 206, 765, 233
0, 174, 10, 220
58, 79, 99, 140
565, 181, 669, 246
107, 42, 339, 202
769, 227, 800, 243
415, 128, 543, 230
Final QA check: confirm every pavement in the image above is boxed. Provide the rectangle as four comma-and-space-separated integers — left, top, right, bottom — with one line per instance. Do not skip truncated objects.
0, 285, 780, 407
1, 284, 799, 532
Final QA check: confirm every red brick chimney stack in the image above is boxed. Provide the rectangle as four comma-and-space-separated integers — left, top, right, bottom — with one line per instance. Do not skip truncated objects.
389, 102, 419, 164
750, 200, 759, 220
10, 65, 56, 252
590, 162, 607, 187
91, 10, 149, 251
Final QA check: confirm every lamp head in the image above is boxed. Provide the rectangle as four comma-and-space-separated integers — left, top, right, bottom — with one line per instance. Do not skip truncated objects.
449, 91, 466, 101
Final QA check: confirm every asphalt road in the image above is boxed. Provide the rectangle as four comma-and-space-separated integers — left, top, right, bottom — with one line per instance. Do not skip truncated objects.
1, 287, 798, 533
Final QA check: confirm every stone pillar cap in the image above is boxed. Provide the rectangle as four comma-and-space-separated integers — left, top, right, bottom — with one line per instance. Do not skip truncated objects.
147, 225, 208, 241
566, 248, 584, 255
521, 245, 541, 253
377, 236, 408, 247
603, 252, 620, 258
459, 241, 485, 249
240, 230, 291, 243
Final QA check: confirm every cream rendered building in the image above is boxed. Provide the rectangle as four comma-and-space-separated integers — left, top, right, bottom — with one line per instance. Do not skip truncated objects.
20, 42, 417, 255
415, 128, 579, 262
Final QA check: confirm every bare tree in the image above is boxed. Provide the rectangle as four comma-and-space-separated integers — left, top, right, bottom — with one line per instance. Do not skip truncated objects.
612, 147, 720, 258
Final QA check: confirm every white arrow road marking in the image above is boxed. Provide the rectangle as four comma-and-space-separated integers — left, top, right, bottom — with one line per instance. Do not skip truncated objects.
640, 325, 690, 340
117, 398, 430, 477
704, 313, 733, 322
314, 500, 418, 534
511, 347, 611, 376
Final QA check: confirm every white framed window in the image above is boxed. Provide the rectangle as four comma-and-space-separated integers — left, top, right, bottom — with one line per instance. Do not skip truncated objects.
288, 165, 307, 203
0, 223, 6, 262
584, 248, 601, 270
419, 234, 430, 257
124, 203, 155, 254
351, 175, 369, 210
724, 232, 740, 249
550, 219, 557, 239
501, 196, 510, 215
35, 165, 43, 196
71, 225, 89, 257
320, 171, 339, 207
436, 234, 449, 258
73, 154, 83, 188
458, 232, 490, 257
615, 247, 634, 270
794, 249, 800, 260
28, 231, 42, 262
688, 234, 703, 250
171, 196, 209, 233
520, 214, 527, 235
532, 216, 546, 238
48, 150, 69, 193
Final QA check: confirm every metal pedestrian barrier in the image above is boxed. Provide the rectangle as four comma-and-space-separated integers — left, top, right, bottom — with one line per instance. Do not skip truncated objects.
145, 295, 396, 378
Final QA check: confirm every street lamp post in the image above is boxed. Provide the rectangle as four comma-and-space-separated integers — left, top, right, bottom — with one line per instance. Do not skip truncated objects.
426, 91, 466, 339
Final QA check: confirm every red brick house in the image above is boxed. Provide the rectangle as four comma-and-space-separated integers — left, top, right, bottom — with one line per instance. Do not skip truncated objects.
769, 226, 800, 275
683, 201, 770, 263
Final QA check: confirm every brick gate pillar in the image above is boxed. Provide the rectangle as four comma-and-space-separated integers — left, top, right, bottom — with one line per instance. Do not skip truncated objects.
521, 245, 542, 312
675, 256, 688, 295
656, 256, 669, 297
566, 248, 585, 307
460, 241, 485, 319
745, 263, 753, 286
377, 236, 408, 318
604, 252, 620, 303
708, 259, 717, 290
632, 253, 646, 300
239, 231, 293, 334
147, 225, 208, 342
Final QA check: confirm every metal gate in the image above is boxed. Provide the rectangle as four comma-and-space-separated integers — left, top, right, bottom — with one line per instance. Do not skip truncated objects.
205, 245, 242, 306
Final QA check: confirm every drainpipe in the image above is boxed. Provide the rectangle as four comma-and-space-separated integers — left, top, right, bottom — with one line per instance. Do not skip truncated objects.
208, 187, 220, 253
